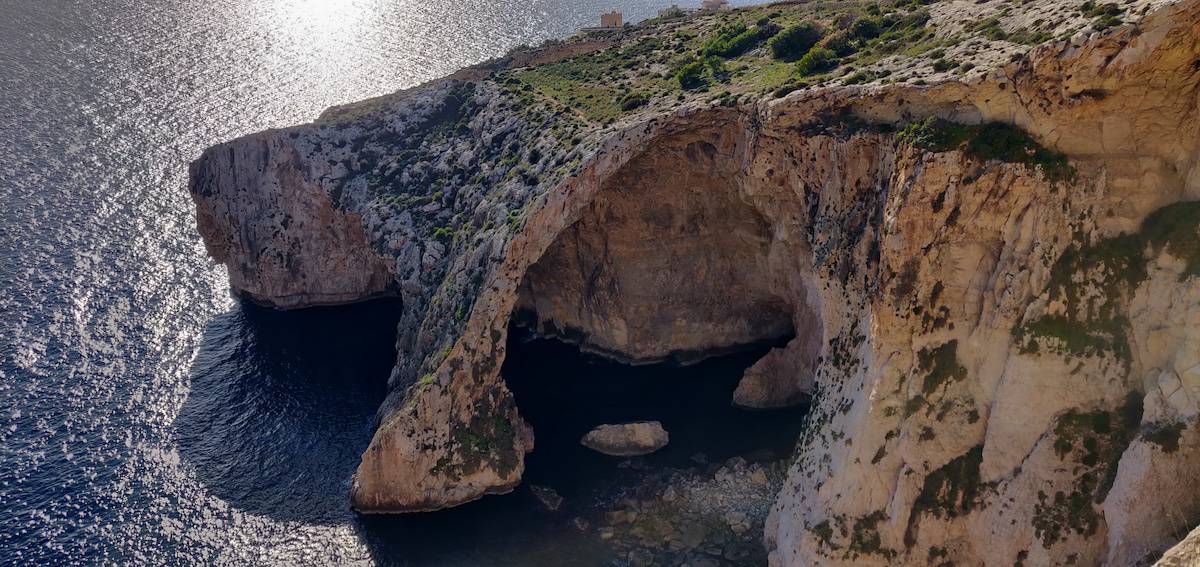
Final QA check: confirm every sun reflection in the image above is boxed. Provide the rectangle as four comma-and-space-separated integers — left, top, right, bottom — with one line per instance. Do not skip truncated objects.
279, 0, 370, 43
293, 0, 348, 20
258, 0, 394, 106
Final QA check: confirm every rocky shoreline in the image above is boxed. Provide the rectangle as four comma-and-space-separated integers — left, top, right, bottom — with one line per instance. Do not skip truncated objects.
596, 455, 786, 567
191, 0, 1200, 563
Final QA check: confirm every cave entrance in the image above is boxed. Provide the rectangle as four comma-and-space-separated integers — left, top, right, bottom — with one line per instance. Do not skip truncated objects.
512, 136, 800, 366
500, 127, 822, 513
502, 325, 808, 498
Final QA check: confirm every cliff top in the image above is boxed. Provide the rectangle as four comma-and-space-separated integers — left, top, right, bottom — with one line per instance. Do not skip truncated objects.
189, 0, 1200, 553
322, 0, 1173, 129
221, 0, 1188, 402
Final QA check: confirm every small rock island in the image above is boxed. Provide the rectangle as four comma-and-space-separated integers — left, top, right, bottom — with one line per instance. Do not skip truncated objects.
582, 421, 671, 457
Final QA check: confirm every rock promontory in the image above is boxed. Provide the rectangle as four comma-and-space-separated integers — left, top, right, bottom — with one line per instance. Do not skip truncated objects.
190, 0, 1200, 563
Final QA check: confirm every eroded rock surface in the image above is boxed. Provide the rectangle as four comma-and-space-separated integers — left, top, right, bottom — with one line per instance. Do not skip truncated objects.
582, 422, 671, 457
190, 0, 1200, 563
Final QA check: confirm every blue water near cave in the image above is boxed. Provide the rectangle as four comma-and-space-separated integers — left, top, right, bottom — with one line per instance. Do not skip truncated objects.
0, 0, 792, 564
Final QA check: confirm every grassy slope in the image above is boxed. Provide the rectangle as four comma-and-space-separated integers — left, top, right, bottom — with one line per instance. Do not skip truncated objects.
494, 0, 1150, 128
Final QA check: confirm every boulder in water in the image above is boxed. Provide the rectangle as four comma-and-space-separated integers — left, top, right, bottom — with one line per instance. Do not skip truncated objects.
581, 421, 669, 456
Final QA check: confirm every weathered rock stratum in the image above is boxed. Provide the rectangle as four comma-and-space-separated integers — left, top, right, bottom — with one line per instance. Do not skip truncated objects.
190, 0, 1200, 564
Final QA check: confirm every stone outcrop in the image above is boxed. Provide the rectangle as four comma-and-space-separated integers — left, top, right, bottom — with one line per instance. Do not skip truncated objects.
733, 339, 817, 409
1158, 525, 1200, 566
189, 0, 1200, 564
581, 422, 671, 457
190, 140, 395, 308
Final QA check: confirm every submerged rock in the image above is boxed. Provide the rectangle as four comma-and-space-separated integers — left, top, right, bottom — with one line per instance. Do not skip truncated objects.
529, 484, 563, 511
581, 422, 669, 457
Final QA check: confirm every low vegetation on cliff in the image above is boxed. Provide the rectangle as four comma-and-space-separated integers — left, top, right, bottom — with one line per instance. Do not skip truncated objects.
905, 445, 985, 548
497, 0, 1153, 126
1033, 393, 1143, 547
896, 118, 1075, 183
1015, 201, 1200, 365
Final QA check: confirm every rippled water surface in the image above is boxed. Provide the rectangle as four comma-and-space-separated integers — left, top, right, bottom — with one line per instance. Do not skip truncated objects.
0, 0, 766, 564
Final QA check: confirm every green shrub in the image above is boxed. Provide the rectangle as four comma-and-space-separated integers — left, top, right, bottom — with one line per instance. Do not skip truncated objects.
703, 55, 727, 76
966, 123, 1074, 183
700, 21, 780, 58
1083, 2, 1123, 17
1008, 27, 1051, 45
713, 91, 738, 106
795, 47, 838, 76
898, 119, 1076, 183
892, 9, 930, 30
700, 19, 787, 58
896, 117, 972, 152
844, 71, 872, 85
675, 60, 707, 89
821, 30, 856, 56
1093, 15, 1122, 30
770, 22, 824, 61
773, 82, 802, 98
967, 16, 1006, 40
618, 92, 647, 111
701, 23, 748, 57
931, 58, 956, 72
851, 17, 881, 40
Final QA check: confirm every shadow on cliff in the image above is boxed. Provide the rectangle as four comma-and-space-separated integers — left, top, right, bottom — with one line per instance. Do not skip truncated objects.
173, 299, 400, 525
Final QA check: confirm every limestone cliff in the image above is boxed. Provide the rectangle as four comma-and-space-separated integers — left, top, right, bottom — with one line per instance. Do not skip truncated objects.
190, 0, 1200, 564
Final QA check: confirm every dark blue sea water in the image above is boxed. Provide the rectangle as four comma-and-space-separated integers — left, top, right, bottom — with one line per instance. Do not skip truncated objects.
0, 0, 786, 564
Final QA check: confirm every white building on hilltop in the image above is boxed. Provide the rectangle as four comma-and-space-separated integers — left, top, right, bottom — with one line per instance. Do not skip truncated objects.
700, 0, 730, 11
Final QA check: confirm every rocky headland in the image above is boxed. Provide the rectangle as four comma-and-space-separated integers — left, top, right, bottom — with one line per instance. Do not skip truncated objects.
190, 0, 1200, 564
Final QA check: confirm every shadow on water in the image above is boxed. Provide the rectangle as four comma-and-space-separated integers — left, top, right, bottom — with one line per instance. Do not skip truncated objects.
505, 329, 808, 495
176, 302, 807, 565
174, 299, 399, 525
354, 327, 809, 566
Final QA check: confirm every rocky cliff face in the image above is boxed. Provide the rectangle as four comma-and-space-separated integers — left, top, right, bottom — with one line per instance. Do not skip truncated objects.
190, 0, 1200, 564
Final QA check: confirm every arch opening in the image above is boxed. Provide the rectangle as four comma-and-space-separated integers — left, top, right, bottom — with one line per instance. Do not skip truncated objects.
491, 125, 824, 563
510, 126, 824, 408
514, 137, 798, 365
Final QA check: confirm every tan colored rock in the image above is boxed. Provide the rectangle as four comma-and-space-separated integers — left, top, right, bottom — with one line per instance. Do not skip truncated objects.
732, 339, 815, 409
189, 0, 1200, 563
514, 126, 794, 364
1157, 524, 1200, 566
189, 135, 394, 308
581, 422, 670, 457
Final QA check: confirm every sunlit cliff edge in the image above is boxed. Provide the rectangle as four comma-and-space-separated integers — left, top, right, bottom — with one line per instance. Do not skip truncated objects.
189, 0, 1200, 564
